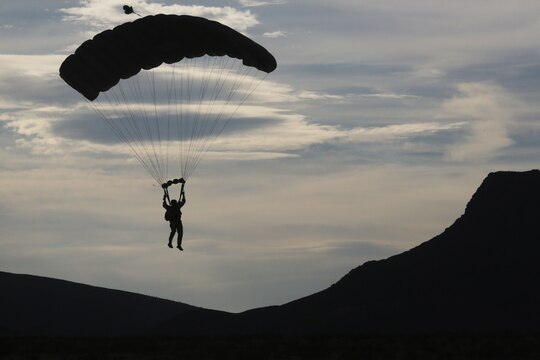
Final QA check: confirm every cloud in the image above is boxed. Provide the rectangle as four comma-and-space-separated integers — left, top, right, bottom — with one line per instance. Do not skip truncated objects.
2, 76, 462, 164
359, 93, 420, 100
0, 51, 469, 170
344, 122, 465, 143
298, 91, 345, 101
206, 115, 464, 157
0, 52, 465, 164
60, 0, 259, 32
442, 83, 516, 161
263, 31, 288, 38
0, 54, 63, 78
238, 0, 286, 7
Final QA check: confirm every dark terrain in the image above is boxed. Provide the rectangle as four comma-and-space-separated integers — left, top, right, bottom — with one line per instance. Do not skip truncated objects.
2, 169, 540, 358
0, 271, 198, 337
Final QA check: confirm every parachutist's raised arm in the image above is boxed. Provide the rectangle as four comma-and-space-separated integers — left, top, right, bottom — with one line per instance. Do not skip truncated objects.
163, 191, 171, 208
179, 183, 186, 206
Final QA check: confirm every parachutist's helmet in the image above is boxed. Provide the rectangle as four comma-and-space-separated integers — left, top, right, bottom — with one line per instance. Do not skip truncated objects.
171, 199, 178, 205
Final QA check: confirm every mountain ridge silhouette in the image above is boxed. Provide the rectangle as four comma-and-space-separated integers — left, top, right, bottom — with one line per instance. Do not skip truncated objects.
228, 169, 540, 334
0, 271, 215, 336
2, 169, 539, 336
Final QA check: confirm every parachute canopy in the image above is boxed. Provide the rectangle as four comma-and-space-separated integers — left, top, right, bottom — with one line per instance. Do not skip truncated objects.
60, 14, 277, 101
59, 15, 277, 184
123, 5, 135, 15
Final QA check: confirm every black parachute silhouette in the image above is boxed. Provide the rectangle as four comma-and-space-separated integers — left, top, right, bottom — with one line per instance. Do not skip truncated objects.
123, 5, 135, 15
59, 14, 277, 184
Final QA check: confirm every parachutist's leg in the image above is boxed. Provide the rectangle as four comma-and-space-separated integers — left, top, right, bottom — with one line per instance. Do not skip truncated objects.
177, 221, 184, 251
168, 223, 176, 248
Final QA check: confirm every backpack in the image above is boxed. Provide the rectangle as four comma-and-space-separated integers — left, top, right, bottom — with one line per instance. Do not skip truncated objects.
164, 208, 172, 221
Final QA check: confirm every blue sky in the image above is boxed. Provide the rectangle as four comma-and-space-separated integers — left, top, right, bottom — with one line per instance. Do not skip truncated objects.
1, 0, 539, 311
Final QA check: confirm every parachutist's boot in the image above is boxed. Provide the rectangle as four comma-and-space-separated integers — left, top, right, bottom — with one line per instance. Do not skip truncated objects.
168, 243, 173, 248
177, 244, 183, 251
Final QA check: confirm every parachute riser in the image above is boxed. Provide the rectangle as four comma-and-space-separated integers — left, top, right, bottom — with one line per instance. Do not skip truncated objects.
162, 177, 185, 202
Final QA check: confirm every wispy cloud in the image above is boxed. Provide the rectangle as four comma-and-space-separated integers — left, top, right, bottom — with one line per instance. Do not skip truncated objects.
298, 90, 344, 101
443, 83, 516, 161
0, 51, 463, 161
263, 30, 288, 38
0, 54, 63, 78
238, 0, 286, 7
345, 122, 465, 143
360, 93, 420, 100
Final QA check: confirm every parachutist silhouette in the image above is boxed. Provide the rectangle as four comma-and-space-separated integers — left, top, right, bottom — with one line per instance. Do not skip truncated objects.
163, 181, 186, 250
123, 5, 141, 17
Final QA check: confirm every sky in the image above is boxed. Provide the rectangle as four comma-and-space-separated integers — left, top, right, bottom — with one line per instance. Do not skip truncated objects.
1, 0, 539, 312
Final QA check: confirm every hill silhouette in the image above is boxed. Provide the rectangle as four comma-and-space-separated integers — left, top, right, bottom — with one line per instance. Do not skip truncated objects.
0, 271, 216, 336
2, 169, 539, 336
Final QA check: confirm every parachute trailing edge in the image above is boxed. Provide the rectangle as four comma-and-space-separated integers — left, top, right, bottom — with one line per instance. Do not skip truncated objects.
59, 14, 277, 101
